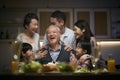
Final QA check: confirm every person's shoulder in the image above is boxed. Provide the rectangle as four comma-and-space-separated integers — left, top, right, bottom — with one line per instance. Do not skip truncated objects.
17, 33, 24, 37
18, 32, 24, 35
34, 33, 40, 37
16, 33, 25, 41
33, 33, 40, 41
66, 27, 73, 31
65, 27, 74, 34
34, 33, 39, 36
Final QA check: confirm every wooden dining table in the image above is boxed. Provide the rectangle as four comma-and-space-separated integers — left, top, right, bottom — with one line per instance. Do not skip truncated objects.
0, 72, 120, 80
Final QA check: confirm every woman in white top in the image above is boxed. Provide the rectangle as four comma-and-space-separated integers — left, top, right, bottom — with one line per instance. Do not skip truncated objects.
73, 20, 97, 54
16, 13, 41, 58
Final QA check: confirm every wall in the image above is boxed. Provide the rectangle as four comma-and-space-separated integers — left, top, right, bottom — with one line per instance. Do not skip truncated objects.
99, 40, 120, 65
0, 0, 120, 8
0, 41, 14, 73
111, 8, 120, 38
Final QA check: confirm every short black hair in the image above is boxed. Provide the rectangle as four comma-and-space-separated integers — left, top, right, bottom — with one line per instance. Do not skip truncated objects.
22, 43, 32, 53
51, 10, 66, 24
23, 13, 39, 29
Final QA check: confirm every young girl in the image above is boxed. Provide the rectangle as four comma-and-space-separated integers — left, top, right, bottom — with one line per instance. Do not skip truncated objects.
20, 43, 35, 63
75, 42, 93, 69
73, 20, 106, 69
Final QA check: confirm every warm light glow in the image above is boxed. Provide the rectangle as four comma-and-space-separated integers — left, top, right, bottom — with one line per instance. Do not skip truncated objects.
40, 41, 43, 46
97, 41, 120, 44
14, 40, 18, 43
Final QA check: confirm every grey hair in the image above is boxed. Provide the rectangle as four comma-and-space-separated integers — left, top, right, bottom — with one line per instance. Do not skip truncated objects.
46, 24, 61, 34
56, 26, 61, 34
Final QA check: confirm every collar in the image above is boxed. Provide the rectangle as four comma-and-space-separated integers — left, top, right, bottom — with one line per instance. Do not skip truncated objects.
61, 27, 69, 38
49, 45, 61, 52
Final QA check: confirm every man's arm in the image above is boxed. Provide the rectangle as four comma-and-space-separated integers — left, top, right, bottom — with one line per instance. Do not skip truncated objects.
42, 34, 48, 46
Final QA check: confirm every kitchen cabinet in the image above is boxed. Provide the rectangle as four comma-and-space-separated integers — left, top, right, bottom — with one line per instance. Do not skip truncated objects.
0, 40, 14, 72
74, 9, 110, 39
0, 9, 37, 72
111, 8, 120, 39
0, 8, 36, 40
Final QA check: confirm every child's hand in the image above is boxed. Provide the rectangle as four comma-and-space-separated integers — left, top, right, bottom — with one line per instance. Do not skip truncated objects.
37, 50, 48, 59
69, 54, 77, 69
30, 53, 35, 61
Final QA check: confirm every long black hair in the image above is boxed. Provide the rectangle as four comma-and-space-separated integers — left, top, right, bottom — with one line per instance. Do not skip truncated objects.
74, 20, 94, 41
74, 20, 94, 54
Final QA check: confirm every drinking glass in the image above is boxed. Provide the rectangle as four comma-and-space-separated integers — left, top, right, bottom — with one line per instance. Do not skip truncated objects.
91, 44, 101, 70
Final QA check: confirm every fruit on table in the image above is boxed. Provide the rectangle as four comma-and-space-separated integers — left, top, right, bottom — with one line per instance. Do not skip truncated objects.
57, 62, 74, 72
19, 61, 42, 73
74, 68, 90, 73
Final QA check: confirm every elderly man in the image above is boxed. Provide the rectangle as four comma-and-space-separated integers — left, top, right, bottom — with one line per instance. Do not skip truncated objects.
37, 24, 77, 65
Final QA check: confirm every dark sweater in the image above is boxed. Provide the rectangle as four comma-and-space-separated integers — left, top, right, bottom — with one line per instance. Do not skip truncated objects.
37, 45, 71, 64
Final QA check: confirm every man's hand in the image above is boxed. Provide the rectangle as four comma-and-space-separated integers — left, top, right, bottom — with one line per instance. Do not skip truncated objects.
64, 45, 73, 51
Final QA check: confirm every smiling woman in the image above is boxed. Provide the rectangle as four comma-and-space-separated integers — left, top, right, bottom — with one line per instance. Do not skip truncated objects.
16, 13, 40, 58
